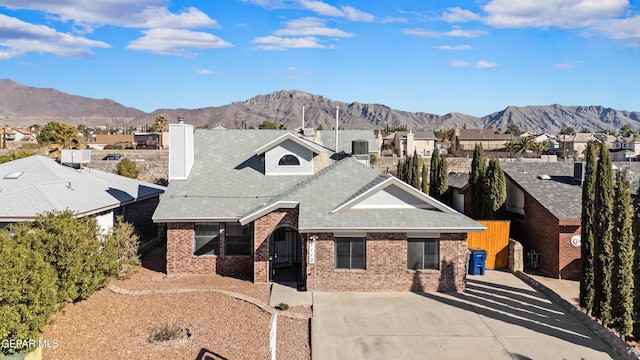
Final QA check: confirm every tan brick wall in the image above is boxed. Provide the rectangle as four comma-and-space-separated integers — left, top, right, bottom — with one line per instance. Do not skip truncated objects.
306, 232, 467, 292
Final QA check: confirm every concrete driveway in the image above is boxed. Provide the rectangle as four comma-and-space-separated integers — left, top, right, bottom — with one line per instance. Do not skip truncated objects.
312, 270, 622, 360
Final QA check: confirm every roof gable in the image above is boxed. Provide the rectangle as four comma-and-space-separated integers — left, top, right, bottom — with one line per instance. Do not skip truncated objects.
332, 177, 453, 213
255, 132, 324, 156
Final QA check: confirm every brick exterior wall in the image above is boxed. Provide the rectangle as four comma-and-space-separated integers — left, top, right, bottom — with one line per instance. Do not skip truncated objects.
509, 191, 581, 279
123, 196, 160, 241
559, 224, 581, 280
166, 222, 252, 279
253, 208, 300, 283
305, 232, 467, 292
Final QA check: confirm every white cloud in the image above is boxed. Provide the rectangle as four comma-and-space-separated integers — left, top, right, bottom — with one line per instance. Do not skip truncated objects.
553, 60, 583, 69
450, 59, 471, 67
273, 17, 353, 37
126, 28, 232, 56
477, 60, 497, 69
594, 16, 640, 39
298, 0, 374, 22
482, 0, 628, 29
251, 35, 333, 50
341, 5, 375, 22
441, 7, 481, 22
381, 17, 407, 24
433, 45, 472, 50
403, 27, 488, 38
0, 1, 218, 31
0, 13, 110, 59
239, 0, 287, 8
194, 68, 221, 75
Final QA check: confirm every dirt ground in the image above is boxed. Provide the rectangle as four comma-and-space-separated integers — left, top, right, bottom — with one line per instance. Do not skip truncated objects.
40, 246, 311, 360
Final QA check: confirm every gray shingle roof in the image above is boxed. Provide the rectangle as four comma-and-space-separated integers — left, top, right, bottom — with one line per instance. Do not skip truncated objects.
0, 155, 165, 221
153, 129, 483, 233
501, 162, 581, 221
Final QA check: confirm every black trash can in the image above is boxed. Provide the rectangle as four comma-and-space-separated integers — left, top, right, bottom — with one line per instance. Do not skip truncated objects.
468, 249, 487, 275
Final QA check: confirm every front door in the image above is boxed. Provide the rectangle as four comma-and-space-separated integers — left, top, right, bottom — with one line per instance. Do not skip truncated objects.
269, 227, 305, 290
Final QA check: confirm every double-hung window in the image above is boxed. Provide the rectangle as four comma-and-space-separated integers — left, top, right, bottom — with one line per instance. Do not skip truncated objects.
194, 223, 220, 256
335, 237, 366, 269
407, 237, 439, 270
225, 223, 252, 255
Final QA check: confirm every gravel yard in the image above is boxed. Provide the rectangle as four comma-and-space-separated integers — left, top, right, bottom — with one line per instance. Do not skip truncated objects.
40, 246, 311, 359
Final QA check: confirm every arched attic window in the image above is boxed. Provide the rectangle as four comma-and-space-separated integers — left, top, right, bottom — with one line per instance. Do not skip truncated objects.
278, 154, 300, 166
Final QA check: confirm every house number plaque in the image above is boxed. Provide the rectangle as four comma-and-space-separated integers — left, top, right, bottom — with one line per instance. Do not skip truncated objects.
308, 240, 316, 264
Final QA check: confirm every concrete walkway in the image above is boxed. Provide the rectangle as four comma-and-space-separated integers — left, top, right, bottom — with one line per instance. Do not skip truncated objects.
269, 282, 313, 307
312, 270, 623, 360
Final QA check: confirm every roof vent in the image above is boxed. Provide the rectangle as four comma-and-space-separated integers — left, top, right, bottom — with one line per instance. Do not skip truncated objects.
537, 174, 551, 180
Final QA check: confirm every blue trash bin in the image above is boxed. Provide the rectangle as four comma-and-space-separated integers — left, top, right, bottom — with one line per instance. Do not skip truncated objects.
468, 249, 487, 275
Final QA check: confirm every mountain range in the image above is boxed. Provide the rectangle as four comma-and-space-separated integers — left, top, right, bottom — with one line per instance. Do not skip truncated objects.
1, 79, 639, 134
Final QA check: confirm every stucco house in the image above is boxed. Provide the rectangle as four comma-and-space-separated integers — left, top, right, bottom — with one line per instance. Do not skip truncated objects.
449, 128, 512, 154
152, 124, 484, 292
0, 154, 165, 238
393, 130, 438, 157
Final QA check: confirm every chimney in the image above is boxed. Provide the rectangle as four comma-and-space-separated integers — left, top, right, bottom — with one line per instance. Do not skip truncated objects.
406, 130, 415, 155
168, 120, 194, 181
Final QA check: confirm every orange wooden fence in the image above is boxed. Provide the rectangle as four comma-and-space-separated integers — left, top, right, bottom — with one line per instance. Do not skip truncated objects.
466, 220, 510, 269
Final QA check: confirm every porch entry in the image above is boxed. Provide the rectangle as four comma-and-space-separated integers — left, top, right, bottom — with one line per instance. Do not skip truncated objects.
269, 227, 305, 290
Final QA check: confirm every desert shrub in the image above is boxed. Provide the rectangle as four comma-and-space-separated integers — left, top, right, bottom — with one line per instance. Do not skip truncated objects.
0, 151, 35, 164
116, 158, 140, 179
0, 230, 58, 355
20, 211, 107, 302
148, 323, 190, 343
275, 302, 290, 311
101, 217, 141, 277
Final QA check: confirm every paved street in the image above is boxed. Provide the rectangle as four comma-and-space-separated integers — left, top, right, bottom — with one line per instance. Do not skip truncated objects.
312, 270, 621, 360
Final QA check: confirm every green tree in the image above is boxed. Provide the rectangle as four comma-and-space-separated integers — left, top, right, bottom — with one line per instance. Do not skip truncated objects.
560, 127, 576, 136
593, 145, 614, 326
580, 142, 597, 314
258, 120, 286, 129
0, 230, 58, 355
429, 148, 448, 201
0, 151, 35, 164
116, 158, 140, 179
634, 182, 640, 339
505, 124, 522, 136
482, 159, 506, 220
469, 143, 486, 219
429, 148, 440, 198
411, 150, 420, 189
611, 170, 634, 337
534, 140, 550, 154
619, 124, 637, 138
421, 163, 429, 194
149, 115, 168, 132
37, 122, 82, 159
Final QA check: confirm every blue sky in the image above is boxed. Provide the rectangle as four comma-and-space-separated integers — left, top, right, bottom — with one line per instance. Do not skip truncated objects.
0, 0, 639, 117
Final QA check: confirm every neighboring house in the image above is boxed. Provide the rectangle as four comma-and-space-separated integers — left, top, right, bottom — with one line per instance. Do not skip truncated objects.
12, 128, 35, 142
393, 130, 437, 157
0, 155, 165, 238
611, 136, 640, 161
91, 134, 135, 150
448, 172, 471, 217
501, 162, 583, 279
562, 133, 597, 160
1, 128, 15, 142
134, 132, 169, 150
152, 125, 484, 292
449, 128, 512, 153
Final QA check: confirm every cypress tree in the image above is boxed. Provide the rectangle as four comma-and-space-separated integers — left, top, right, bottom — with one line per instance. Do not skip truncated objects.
612, 170, 634, 337
397, 158, 405, 182
411, 150, 420, 189
483, 158, 506, 220
437, 150, 448, 203
421, 164, 429, 194
580, 142, 597, 314
593, 145, 614, 326
633, 183, 640, 339
429, 148, 440, 198
469, 143, 486, 219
